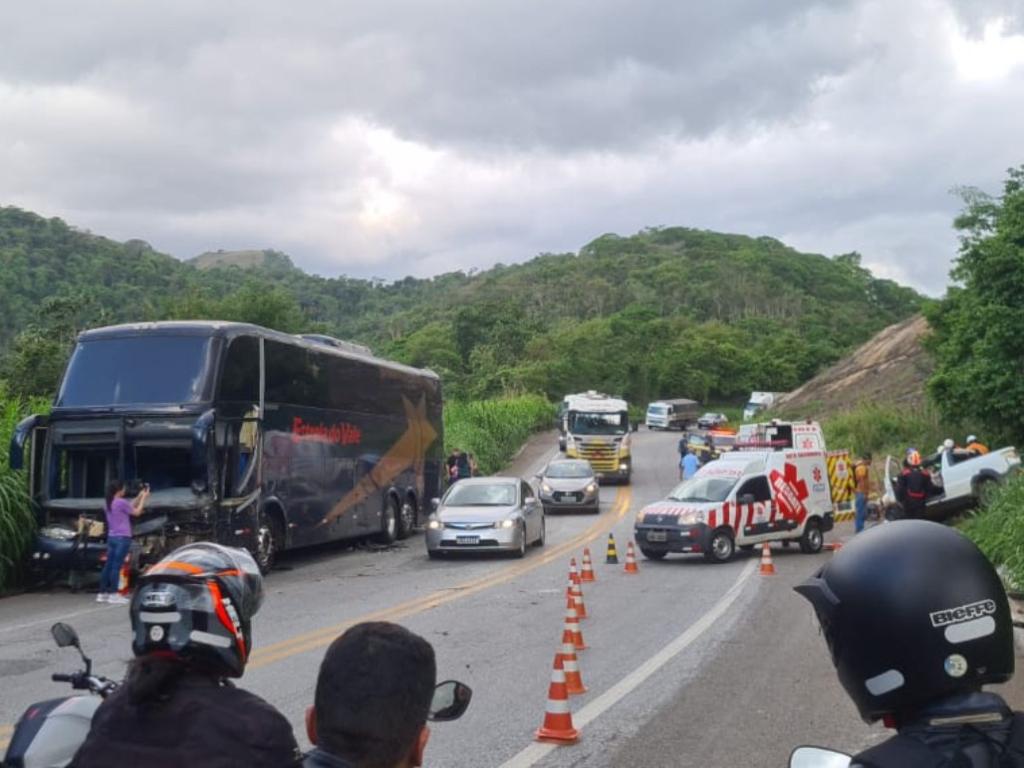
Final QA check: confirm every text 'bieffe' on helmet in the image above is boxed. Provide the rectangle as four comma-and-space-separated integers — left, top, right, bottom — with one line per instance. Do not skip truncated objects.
794, 520, 1012, 723
130, 543, 264, 678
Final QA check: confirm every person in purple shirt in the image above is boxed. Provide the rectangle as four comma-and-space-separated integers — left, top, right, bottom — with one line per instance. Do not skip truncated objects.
98, 479, 150, 605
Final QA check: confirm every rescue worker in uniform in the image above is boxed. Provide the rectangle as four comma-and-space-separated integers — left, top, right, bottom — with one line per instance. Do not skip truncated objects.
895, 449, 939, 519
71, 543, 302, 768
966, 435, 990, 455
796, 520, 1024, 768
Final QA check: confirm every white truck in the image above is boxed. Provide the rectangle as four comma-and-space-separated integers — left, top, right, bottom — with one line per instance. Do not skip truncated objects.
882, 445, 1021, 521
634, 420, 839, 562
645, 398, 700, 430
563, 392, 632, 484
742, 391, 779, 421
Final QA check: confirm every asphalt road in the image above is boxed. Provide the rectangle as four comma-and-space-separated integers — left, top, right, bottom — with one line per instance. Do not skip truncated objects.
2, 428, 1023, 767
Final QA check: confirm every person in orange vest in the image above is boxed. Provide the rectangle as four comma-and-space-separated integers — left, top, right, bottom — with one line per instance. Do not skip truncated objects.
853, 454, 872, 533
965, 434, 989, 455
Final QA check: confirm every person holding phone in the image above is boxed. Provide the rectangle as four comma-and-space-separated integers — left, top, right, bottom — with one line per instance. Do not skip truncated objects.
97, 479, 149, 605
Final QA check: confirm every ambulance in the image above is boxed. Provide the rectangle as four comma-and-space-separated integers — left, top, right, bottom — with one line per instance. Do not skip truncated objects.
634, 420, 837, 563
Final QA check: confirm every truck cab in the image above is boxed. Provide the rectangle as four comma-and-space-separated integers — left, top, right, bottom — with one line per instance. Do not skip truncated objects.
645, 399, 699, 431
564, 393, 632, 484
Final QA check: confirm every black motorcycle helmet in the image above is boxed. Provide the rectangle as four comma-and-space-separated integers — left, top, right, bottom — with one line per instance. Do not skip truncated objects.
795, 520, 1012, 723
130, 543, 264, 678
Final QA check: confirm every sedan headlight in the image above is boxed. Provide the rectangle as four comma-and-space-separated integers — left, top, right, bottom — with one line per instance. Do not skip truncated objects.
40, 525, 78, 541
541, 482, 553, 494
427, 518, 442, 530
497, 518, 516, 529
585, 482, 598, 494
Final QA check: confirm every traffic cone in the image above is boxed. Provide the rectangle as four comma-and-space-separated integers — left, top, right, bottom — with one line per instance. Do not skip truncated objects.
558, 641, 587, 695
569, 579, 588, 620
569, 557, 581, 586
759, 541, 777, 576
563, 601, 587, 650
624, 541, 639, 574
606, 533, 619, 564
824, 540, 844, 552
580, 548, 596, 582
534, 655, 579, 744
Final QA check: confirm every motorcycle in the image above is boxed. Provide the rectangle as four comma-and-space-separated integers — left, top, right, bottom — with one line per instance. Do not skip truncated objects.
2, 623, 117, 768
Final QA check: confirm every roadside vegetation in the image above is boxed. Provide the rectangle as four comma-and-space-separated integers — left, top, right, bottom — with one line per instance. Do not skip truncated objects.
959, 474, 1024, 592
443, 395, 555, 476
0, 387, 50, 592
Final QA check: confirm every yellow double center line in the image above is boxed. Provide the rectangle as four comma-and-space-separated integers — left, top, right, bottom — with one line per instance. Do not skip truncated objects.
0, 488, 632, 750
250, 486, 632, 669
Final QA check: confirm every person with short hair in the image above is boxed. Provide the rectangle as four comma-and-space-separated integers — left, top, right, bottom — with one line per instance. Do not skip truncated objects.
304, 622, 437, 768
853, 454, 872, 533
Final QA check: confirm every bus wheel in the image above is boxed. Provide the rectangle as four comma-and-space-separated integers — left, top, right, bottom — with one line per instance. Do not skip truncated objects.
255, 514, 282, 574
375, 499, 399, 545
397, 498, 416, 540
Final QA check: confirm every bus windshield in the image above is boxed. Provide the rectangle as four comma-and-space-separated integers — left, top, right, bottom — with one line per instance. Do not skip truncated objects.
57, 336, 214, 407
570, 411, 627, 435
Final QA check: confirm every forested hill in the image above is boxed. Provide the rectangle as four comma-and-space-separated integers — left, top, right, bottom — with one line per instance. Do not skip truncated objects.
0, 205, 921, 403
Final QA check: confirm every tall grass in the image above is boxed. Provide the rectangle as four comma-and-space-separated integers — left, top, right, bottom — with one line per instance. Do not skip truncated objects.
820, 402, 963, 460
0, 386, 50, 592
959, 474, 1024, 592
444, 394, 555, 476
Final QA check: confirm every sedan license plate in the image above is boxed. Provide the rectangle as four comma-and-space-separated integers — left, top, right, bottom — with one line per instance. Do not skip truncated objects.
456, 535, 480, 545
646, 530, 668, 543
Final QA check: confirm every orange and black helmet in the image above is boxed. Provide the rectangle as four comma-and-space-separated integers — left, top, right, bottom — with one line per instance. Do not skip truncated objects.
130, 543, 263, 678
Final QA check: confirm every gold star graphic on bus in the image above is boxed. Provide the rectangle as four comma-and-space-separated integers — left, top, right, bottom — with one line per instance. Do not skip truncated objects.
321, 395, 438, 526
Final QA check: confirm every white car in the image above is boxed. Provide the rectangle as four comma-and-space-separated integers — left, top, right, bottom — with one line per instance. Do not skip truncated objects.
883, 446, 1021, 520
425, 477, 545, 558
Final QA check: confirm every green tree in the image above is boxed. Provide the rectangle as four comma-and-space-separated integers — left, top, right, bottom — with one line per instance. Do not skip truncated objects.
926, 166, 1024, 444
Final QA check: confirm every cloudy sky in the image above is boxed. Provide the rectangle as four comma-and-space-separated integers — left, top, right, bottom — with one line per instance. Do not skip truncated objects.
2, 1, 1023, 295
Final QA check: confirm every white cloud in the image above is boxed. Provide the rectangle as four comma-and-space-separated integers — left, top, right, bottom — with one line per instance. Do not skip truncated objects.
0, 0, 1022, 297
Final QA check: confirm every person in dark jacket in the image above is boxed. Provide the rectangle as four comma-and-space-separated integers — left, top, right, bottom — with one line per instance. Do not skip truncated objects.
895, 449, 939, 519
304, 622, 470, 768
71, 543, 301, 768
796, 521, 1024, 768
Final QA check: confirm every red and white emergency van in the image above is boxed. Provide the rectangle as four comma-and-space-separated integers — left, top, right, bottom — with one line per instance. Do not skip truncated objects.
634, 420, 837, 563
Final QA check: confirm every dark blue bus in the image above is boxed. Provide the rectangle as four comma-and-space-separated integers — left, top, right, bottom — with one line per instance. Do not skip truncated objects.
10, 321, 444, 573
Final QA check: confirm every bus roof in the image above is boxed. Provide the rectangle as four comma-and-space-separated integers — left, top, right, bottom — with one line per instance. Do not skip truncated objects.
76, 321, 439, 381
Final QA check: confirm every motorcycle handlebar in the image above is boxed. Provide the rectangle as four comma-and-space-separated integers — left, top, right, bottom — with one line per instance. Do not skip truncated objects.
51, 673, 74, 683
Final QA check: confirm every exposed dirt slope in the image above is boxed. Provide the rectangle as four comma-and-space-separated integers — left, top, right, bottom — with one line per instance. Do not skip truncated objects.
774, 314, 931, 420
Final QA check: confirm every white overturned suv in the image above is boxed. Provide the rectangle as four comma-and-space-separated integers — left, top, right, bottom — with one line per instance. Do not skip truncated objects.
883, 445, 1020, 520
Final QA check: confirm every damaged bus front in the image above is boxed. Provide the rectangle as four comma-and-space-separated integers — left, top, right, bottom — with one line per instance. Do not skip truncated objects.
10, 325, 252, 578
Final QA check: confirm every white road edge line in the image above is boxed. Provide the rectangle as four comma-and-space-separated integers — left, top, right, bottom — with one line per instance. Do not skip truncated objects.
498, 558, 758, 768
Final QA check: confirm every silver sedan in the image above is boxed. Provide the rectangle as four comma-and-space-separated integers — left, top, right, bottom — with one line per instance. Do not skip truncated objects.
425, 477, 546, 558
537, 459, 600, 514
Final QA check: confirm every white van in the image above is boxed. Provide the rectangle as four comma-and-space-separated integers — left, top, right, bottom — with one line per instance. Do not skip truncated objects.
634, 448, 836, 563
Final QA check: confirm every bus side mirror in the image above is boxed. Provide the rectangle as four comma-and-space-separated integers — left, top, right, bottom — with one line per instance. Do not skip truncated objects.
191, 409, 216, 493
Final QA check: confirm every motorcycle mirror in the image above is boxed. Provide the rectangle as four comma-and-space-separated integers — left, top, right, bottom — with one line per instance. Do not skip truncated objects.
51, 622, 80, 649
789, 746, 851, 768
428, 680, 472, 722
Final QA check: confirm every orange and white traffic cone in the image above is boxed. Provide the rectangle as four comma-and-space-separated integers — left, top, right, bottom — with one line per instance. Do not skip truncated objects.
535, 655, 580, 744
563, 601, 587, 651
580, 548, 596, 582
568, 579, 588, 620
624, 541, 639, 574
759, 541, 777, 576
569, 558, 581, 586
559, 641, 587, 695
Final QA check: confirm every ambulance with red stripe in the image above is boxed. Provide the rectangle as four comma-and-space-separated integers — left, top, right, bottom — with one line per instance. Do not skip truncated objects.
634, 420, 836, 563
